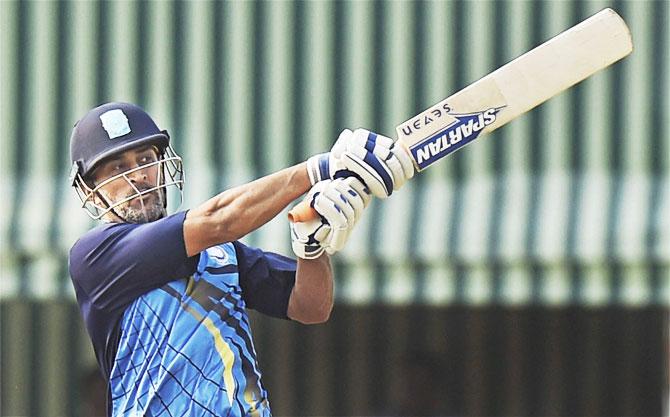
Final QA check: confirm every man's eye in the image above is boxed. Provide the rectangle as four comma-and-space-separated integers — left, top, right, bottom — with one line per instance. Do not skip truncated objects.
112, 163, 126, 172
140, 155, 156, 164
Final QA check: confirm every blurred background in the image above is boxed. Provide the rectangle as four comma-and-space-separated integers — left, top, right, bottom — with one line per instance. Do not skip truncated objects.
1, 0, 668, 416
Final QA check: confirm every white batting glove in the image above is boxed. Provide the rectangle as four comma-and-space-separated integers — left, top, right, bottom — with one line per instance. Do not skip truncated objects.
290, 177, 371, 259
306, 128, 415, 198
305, 130, 354, 185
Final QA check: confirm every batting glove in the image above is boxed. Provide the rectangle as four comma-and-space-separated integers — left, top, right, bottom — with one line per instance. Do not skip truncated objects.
290, 177, 371, 259
306, 128, 415, 198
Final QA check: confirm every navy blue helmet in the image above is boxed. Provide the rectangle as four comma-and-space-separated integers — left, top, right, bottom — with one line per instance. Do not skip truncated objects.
69, 102, 184, 221
69, 102, 171, 184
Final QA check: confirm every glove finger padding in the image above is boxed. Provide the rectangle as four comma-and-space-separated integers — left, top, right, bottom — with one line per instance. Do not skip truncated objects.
334, 177, 370, 222
291, 178, 372, 258
390, 142, 416, 183
290, 180, 341, 259
323, 177, 370, 252
332, 128, 394, 198
341, 149, 393, 198
351, 128, 394, 151
347, 177, 372, 207
322, 186, 356, 225
290, 218, 329, 259
330, 129, 352, 159
312, 192, 348, 229
383, 153, 408, 190
354, 131, 406, 189
308, 128, 414, 198
337, 128, 418, 198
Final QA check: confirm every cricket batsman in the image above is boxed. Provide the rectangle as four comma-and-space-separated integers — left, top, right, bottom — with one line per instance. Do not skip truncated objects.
68, 102, 413, 416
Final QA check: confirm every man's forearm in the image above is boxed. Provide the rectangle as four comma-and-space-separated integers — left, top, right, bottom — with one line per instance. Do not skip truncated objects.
287, 254, 334, 324
184, 163, 310, 255
212, 163, 310, 236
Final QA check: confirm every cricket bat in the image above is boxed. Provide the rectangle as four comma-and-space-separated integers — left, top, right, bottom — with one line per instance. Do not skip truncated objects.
288, 8, 632, 223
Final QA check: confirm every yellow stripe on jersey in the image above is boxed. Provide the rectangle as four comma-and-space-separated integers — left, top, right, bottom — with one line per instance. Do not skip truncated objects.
185, 275, 196, 296
177, 279, 237, 407
201, 315, 237, 407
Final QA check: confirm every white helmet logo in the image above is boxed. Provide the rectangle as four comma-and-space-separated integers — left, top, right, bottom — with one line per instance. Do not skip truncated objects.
100, 109, 131, 139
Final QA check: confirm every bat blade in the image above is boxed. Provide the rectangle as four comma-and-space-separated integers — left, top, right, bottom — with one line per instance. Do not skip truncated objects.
397, 7, 632, 171
288, 8, 632, 223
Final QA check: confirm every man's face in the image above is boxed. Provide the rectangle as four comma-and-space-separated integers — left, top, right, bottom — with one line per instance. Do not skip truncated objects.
91, 145, 166, 223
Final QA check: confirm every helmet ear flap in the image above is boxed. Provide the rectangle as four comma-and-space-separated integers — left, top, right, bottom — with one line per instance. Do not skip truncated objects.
71, 161, 94, 200
70, 160, 99, 190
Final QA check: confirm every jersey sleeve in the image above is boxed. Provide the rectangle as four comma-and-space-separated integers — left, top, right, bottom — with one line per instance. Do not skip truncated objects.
69, 211, 199, 314
232, 241, 296, 319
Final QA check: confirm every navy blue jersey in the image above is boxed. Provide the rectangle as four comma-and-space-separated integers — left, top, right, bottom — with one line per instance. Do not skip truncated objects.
69, 211, 296, 416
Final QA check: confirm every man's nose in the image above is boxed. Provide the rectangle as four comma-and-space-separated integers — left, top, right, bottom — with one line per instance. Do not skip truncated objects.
126, 166, 148, 183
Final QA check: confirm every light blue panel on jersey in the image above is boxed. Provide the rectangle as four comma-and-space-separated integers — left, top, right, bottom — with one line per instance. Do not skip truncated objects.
110, 243, 270, 416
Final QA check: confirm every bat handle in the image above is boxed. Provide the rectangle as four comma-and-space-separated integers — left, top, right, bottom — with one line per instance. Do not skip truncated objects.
288, 201, 319, 223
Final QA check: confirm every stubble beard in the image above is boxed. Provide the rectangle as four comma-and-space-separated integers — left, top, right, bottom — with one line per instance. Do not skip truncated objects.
102, 188, 167, 224
122, 196, 166, 223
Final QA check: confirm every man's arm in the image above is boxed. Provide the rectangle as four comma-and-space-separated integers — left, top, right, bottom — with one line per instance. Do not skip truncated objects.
184, 163, 310, 256
184, 127, 412, 257
285, 177, 371, 324
287, 254, 333, 324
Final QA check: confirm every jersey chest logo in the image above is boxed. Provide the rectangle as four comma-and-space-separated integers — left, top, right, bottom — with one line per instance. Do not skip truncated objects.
206, 246, 231, 267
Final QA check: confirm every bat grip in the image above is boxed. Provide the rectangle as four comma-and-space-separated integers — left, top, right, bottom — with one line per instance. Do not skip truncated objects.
287, 201, 319, 223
